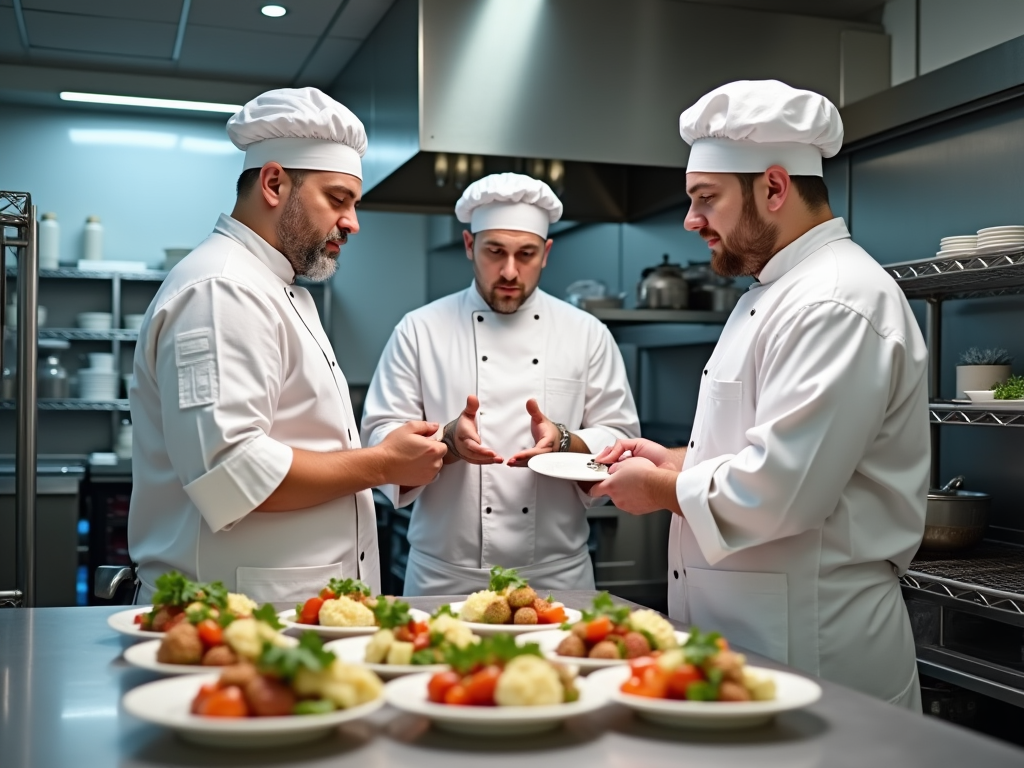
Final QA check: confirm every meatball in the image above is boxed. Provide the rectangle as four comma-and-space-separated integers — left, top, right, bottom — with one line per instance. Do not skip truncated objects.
482, 598, 512, 624
513, 607, 538, 625
201, 644, 239, 666
508, 586, 538, 609
622, 632, 651, 659
718, 681, 752, 702
156, 622, 203, 665
707, 650, 746, 684
555, 634, 586, 658
588, 640, 621, 659
570, 621, 588, 641
244, 675, 298, 716
150, 606, 183, 633
218, 662, 259, 689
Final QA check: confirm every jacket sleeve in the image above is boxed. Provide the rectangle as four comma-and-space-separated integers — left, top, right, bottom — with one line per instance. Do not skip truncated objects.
359, 317, 428, 508
150, 278, 293, 532
676, 300, 902, 564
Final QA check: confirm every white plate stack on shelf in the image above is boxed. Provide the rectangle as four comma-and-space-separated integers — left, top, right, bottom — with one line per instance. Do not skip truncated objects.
975, 225, 1024, 254
78, 352, 120, 401
76, 312, 113, 330
936, 234, 977, 257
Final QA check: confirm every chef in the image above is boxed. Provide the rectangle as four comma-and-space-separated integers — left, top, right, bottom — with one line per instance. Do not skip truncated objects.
361, 173, 640, 595
589, 81, 929, 710
128, 87, 446, 604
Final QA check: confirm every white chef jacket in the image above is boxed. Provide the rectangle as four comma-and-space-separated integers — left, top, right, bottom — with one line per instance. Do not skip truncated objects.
128, 214, 380, 606
361, 284, 640, 595
669, 218, 928, 709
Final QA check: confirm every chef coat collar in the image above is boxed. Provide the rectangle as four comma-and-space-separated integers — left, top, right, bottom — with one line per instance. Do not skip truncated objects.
756, 217, 850, 286
467, 280, 543, 313
214, 213, 296, 284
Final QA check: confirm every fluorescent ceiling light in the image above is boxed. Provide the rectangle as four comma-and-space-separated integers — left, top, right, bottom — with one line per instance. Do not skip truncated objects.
261, 5, 287, 17
59, 92, 242, 114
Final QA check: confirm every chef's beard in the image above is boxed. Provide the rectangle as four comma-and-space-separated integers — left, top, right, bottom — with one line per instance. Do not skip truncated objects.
485, 280, 530, 314
276, 194, 347, 282
702, 194, 779, 278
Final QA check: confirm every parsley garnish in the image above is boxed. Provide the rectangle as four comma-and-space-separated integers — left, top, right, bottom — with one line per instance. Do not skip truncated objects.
151, 571, 228, 610
326, 578, 370, 597
258, 631, 335, 681
442, 633, 542, 675
681, 627, 723, 666
580, 591, 631, 625
432, 604, 456, 619
254, 603, 284, 630
487, 565, 529, 593
373, 598, 412, 629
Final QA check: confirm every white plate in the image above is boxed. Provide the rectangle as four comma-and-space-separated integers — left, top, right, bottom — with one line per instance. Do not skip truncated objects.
961, 399, 1024, 410
587, 664, 821, 730
521, 629, 690, 673
528, 452, 611, 482
108, 606, 166, 640
325, 635, 447, 679
383, 670, 608, 735
278, 607, 430, 638
123, 637, 298, 676
446, 601, 582, 636
935, 248, 976, 257
122, 672, 384, 748
972, 243, 1024, 255
977, 225, 1024, 234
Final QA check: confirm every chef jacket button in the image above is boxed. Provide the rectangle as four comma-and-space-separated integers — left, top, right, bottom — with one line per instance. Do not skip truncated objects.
673, 570, 679, 579
360, 551, 365, 561
750, 308, 756, 316
522, 507, 528, 514
289, 291, 295, 298
485, 507, 492, 514
482, 355, 488, 361
331, 361, 336, 367
689, 441, 694, 448
534, 314, 539, 320
477, 315, 483, 322
532, 359, 538, 364
703, 369, 708, 376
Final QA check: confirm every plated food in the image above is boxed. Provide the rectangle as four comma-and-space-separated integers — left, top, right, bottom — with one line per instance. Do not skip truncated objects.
278, 578, 429, 637
447, 566, 581, 635
123, 632, 384, 747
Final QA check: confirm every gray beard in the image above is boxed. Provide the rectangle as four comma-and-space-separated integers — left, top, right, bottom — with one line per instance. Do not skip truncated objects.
276, 194, 344, 282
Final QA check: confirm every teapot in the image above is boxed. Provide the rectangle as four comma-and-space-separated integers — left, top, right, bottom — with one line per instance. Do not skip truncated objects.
637, 254, 689, 309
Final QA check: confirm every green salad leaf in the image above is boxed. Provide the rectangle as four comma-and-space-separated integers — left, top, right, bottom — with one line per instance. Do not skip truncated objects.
373, 598, 412, 629
254, 603, 284, 630
487, 565, 529, 593
293, 699, 336, 715
442, 633, 543, 675
325, 578, 370, 597
993, 374, 1024, 400
258, 631, 335, 681
579, 591, 631, 625
432, 604, 456, 619
151, 571, 228, 610
681, 626, 724, 667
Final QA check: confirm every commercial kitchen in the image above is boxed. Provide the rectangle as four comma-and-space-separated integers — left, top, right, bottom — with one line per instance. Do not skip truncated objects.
3, 1, 1024, 765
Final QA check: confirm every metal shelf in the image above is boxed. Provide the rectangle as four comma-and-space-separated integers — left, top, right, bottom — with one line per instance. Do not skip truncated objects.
0, 398, 130, 411
929, 400, 1024, 427
37, 329, 139, 341
6, 265, 168, 281
886, 250, 1024, 300
588, 308, 730, 324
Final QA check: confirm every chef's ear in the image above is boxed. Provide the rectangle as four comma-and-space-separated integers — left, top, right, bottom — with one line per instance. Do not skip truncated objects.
463, 229, 475, 261
763, 165, 791, 213
259, 162, 289, 209
541, 238, 553, 269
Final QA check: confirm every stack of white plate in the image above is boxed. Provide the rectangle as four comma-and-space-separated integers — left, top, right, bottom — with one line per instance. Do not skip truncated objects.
975, 225, 1024, 253
77, 312, 113, 330
937, 235, 977, 256
78, 369, 120, 400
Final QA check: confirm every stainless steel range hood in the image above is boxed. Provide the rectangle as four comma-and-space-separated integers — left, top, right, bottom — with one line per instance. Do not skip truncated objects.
331, 0, 883, 221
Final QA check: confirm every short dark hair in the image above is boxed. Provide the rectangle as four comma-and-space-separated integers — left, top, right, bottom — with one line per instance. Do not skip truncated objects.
734, 172, 830, 212
235, 167, 309, 198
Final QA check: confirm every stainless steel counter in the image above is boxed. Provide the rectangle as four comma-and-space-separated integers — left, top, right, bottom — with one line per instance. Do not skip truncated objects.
2, 592, 1022, 768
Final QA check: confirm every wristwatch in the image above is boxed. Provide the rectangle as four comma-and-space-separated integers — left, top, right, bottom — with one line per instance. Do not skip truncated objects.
554, 422, 571, 453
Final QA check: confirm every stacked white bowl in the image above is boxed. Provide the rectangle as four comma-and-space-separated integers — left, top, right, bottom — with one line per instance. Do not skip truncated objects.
77, 312, 113, 330
938, 235, 978, 255
975, 226, 1024, 253
123, 314, 145, 331
78, 352, 119, 400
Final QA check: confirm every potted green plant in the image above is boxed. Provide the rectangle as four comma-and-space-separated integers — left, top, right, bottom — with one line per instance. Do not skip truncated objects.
956, 347, 1013, 398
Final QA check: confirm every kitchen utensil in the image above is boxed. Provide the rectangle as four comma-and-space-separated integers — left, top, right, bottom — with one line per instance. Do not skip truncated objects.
637, 254, 689, 309
37, 355, 69, 398
922, 475, 990, 552
564, 279, 607, 307
442, 601, 582, 636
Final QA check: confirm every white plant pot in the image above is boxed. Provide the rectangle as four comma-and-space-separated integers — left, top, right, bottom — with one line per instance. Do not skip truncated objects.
956, 365, 1012, 398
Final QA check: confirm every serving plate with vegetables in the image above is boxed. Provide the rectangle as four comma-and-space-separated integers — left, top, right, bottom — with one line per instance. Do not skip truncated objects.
587, 628, 820, 729
383, 634, 607, 735
443, 567, 581, 636
122, 632, 385, 747
277, 578, 429, 638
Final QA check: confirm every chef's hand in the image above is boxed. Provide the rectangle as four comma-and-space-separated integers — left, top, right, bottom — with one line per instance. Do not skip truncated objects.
508, 399, 559, 467
445, 395, 503, 465
588, 456, 682, 515
595, 437, 682, 471
379, 420, 448, 487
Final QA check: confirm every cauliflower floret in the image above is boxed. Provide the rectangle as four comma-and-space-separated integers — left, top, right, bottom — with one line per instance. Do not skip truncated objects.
294, 660, 383, 709
429, 614, 479, 649
494, 655, 564, 706
656, 648, 685, 673
459, 590, 499, 623
386, 640, 414, 666
222, 618, 290, 661
318, 596, 376, 627
628, 609, 678, 651
743, 669, 777, 701
364, 628, 394, 664
226, 592, 257, 618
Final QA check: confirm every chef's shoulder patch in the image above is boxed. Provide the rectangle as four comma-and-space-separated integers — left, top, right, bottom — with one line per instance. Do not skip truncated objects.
175, 328, 219, 409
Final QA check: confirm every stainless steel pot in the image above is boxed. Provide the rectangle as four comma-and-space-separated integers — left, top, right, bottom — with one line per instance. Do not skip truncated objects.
637, 254, 689, 309
921, 475, 990, 552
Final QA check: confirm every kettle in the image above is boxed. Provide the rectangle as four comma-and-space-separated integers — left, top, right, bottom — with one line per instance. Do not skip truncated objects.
637, 254, 689, 309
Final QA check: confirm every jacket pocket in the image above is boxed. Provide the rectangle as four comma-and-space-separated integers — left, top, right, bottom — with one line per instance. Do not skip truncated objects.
684, 567, 789, 664
701, 378, 745, 454
236, 562, 344, 608
709, 378, 742, 400
544, 376, 585, 426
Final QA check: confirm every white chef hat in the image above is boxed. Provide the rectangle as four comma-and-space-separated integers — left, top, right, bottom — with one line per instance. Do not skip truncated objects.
679, 80, 843, 177
226, 87, 367, 180
455, 173, 563, 239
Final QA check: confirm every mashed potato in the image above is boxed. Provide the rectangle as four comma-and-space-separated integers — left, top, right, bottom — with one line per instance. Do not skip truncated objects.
222, 618, 290, 661
294, 660, 383, 709
319, 596, 375, 627
628, 609, 678, 651
226, 592, 257, 618
459, 590, 499, 623
494, 655, 564, 706
429, 614, 479, 648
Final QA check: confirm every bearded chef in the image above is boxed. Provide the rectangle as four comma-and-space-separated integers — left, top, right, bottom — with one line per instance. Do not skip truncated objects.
590, 81, 929, 710
128, 87, 446, 604
361, 173, 640, 595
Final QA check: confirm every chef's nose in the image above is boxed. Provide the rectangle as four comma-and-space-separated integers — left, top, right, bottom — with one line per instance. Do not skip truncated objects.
339, 209, 359, 236
499, 254, 518, 280
684, 206, 705, 232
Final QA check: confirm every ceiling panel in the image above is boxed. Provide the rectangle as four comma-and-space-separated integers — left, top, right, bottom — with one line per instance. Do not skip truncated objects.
23, 10, 178, 58
178, 25, 316, 82
21, 0, 183, 23
676, 0, 885, 21
0, 7, 25, 53
295, 36, 361, 86
189, 0, 342, 35
328, 0, 396, 39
